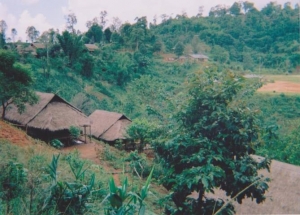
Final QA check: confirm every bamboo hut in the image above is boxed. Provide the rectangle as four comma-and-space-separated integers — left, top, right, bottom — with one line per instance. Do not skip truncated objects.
88, 110, 131, 143
3, 92, 90, 143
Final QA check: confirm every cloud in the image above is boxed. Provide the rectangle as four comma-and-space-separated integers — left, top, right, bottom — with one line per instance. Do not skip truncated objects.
21, 0, 39, 5
0, 3, 54, 42
17, 10, 54, 41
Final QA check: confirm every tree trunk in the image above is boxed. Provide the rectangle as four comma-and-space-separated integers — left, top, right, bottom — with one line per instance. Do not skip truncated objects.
1, 101, 6, 119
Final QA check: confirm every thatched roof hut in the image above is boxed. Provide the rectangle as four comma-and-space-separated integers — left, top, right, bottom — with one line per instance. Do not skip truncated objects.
89, 110, 131, 142
190, 156, 300, 214
188, 53, 209, 62
3, 92, 89, 142
84, 44, 99, 52
234, 157, 300, 214
31, 43, 46, 49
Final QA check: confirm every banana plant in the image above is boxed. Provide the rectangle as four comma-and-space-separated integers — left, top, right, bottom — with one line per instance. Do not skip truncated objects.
103, 167, 154, 215
40, 154, 95, 214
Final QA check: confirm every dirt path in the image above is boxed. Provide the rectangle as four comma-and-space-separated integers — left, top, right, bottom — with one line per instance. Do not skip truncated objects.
258, 81, 300, 93
0, 120, 121, 185
62, 142, 121, 185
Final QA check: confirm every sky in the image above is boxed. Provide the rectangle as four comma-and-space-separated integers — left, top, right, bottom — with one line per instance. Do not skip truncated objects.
0, 0, 299, 42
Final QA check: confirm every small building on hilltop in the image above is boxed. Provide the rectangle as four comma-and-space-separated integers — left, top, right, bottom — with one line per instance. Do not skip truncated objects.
88, 110, 131, 143
84, 44, 99, 52
3, 92, 90, 144
188, 53, 209, 62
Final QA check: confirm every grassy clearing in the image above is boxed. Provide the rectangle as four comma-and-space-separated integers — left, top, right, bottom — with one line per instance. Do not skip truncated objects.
262, 75, 300, 83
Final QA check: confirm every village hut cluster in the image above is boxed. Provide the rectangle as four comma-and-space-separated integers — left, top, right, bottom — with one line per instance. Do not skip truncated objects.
1, 91, 131, 146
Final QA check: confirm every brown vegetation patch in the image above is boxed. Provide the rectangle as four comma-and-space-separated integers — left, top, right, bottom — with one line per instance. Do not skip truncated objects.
0, 120, 33, 147
258, 81, 300, 93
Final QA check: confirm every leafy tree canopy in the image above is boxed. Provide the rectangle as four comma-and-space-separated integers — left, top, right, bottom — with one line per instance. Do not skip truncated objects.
155, 69, 271, 214
0, 50, 38, 119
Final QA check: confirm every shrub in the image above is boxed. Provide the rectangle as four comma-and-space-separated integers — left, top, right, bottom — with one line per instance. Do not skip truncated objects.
69, 126, 81, 139
50, 139, 64, 149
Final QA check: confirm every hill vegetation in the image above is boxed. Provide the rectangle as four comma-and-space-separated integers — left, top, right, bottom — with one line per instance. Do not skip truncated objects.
0, 1, 300, 214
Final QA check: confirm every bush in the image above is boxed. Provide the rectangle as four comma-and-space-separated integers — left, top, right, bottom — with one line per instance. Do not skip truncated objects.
50, 139, 64, 149
69, 126, 81, 139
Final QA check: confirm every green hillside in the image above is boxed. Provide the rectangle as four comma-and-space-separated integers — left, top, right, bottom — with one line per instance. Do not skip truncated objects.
1, 1, 300, 214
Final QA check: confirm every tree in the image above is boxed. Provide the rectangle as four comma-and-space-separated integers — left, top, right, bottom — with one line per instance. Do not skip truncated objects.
38, 29, 57, 77
230, 2, 241, 16
155, 69, 271, 214
126, 118, 160, 151
0, 20, 7, 48
242, 1, 256, 13
86, 24, 103, 43
110, 17, 122, 32
11, 28, 17, 43
174, 42, 184, 57
197, 6, 204, 17
0, 20, 7, 34
104, 27, 112, 43
57, 30, 84, 66
65, 12, 77, 34
26, 26, 39, 42
0, 50, 38, 119
99, 10, 108, 28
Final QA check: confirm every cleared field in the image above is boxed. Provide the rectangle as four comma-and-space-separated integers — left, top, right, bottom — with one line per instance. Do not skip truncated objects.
263, 75, 300, 83
258, 75, 300, 93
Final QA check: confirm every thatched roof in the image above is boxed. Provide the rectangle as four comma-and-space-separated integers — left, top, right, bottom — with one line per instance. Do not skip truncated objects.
234, 157, 300, 214
31, 43, 46, 49
84, 44, 99, 52
189, 53, 209, 59
189, 156, 300, 214
89, 110, 131, 141
4, 92, 55, 125
27, 102, 89, 131
100, 118, 132, 141
4, 92, 89, 131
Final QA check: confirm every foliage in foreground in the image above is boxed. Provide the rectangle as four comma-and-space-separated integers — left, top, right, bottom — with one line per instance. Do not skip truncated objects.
0, 142, 154, 215
155, 69, 271, 214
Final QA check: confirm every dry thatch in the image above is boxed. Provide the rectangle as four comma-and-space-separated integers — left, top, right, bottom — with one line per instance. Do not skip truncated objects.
233, 157, 300, 214
188, 53, 209, 59
84, 44, 99, 52
31, 43, 46, 49
27, 102, 89, 131
89, 110, 131, 141
4, 92, 89, 132
100, 118, 132, 141
189, 156, 300, 214
4, 92, 55, 125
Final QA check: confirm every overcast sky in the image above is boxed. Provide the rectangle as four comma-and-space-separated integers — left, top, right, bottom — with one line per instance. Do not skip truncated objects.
0, 0, 299, 42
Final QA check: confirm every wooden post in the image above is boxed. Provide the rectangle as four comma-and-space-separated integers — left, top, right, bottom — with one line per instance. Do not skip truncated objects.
89, 125, 92, 143
84, 126, 87, 144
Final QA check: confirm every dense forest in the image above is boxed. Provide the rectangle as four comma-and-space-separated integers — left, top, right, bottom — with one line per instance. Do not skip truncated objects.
0, 1, 300, 214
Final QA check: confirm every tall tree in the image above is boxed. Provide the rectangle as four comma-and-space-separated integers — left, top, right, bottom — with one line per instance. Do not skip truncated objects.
0, 20, 7, 48
155, 69, 271, 214
0, 50, 38, 119
99, 10, 108, 28
26, 26, 39, 42
174, 42, 184, 57
65, 12, 77, 34
57, 30, 83, 66
230, 2, 242, 16
110, 17, 122, 32
104, 28, 112, 43
11, 28, 17, 43
86, 24, 103, 43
